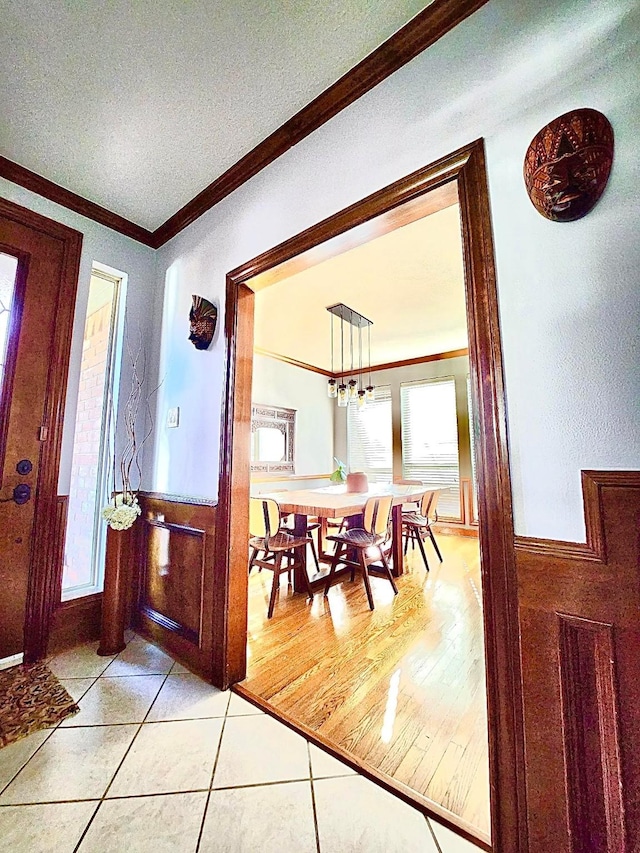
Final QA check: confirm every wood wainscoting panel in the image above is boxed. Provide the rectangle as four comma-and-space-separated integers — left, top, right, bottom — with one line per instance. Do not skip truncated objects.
135, 494, 216, 680
516, 471, 640, 852
49, 593, 103, 654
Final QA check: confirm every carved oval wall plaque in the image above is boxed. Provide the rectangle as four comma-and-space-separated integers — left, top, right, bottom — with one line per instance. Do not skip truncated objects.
524, 108, 613, 222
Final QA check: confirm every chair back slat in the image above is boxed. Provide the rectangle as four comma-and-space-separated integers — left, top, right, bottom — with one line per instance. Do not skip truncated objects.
420, 489, 437, 518
363, 494, 393, 536
249, 497, 280, 540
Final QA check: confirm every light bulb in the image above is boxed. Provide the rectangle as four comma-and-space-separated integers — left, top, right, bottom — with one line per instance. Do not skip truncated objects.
366, 385, 375, 401
357, 389, 366, 408
327, 378, 337, 398
337, 384, 348, 407
348, 379, 358, 399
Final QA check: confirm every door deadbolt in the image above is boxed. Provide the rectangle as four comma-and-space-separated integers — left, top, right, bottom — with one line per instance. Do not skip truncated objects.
0, 484, 31, 505
16, 459, 33, 476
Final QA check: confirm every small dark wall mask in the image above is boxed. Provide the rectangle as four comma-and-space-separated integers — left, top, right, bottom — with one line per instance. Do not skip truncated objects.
189, 295, 217, 350
524, 108, 613, 222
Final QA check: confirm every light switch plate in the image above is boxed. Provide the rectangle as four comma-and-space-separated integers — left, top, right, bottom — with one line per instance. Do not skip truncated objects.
167, 407, 180, 428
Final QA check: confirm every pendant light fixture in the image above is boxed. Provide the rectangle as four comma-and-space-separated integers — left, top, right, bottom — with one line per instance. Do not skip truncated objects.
326, 303, 373, 408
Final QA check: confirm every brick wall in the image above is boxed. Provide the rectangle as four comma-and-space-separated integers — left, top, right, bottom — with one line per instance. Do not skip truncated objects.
62, 300, 112, 591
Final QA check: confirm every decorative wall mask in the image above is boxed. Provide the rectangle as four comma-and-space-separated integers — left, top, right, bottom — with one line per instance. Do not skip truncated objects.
524, 108, 613, 222
188, 295, 217, 350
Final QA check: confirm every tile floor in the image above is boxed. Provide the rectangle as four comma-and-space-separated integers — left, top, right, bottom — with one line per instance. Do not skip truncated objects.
0, 635, 480, 852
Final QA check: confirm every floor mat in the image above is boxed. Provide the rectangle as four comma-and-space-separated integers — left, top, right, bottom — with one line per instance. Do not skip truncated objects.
0, 662, 78, 748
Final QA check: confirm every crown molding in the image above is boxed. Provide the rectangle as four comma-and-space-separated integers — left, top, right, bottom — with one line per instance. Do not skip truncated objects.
0, 0, 488, 248
253, 347, 333, 376
336, 347, 469, 377
257, 346, 469, 377
0, 157, 155, 246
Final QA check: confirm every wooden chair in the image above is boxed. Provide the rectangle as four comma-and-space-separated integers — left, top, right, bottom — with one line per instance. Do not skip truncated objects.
394, 478, 423, 516
249, 498, 314, 618
323, 494, 397, 610
402, 489, 443, 571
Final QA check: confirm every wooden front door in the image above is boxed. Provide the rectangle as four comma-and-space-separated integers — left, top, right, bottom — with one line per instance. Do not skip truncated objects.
0, 199, 82, 663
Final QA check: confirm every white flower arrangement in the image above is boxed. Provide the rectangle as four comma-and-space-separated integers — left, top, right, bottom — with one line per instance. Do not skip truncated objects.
102, 493, 141, 531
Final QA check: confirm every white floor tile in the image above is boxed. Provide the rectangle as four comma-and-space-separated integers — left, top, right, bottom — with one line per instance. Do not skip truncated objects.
170, 661, 190, 674
48, 644, 114, 679
146, 674, 229, 722
0, 725, 137, 804
314, 775, 437, 852
430, 819, 483, 852
60, 675, 165, 725
200, 780, 316, 852
108, 718, 223, 797
0, 800, 97, 852
309, 743, 357, 778
213, 714, 309, 788
58, 677, 97, 703
77, 791, 208, 852
226, 693, 265, 716
102, 637, 174, 677
0, 730, 50, 791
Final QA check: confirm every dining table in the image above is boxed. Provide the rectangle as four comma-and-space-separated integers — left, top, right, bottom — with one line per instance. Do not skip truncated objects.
260, 482, 445, 594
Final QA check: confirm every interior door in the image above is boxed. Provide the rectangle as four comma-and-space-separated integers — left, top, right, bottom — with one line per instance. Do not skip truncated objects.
0, 199, 82, 662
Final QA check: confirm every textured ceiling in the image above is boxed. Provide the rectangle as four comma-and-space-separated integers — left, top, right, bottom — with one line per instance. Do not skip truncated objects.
0, 0, 428, 230
254, 204, 468, 369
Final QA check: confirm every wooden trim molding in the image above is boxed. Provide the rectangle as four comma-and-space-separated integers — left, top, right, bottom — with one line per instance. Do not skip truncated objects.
513, 468, 627, 562
0, 157, 155, 246
217, 139, 525, 851
52, 495, 68, 606
49, 592, 103, 655
336, 347, 469, 377
234, 683, 491, 851
137, 489, 217, 507
0, 1, 488, 248
253, 347, 333, 377
256, 346, 469, 380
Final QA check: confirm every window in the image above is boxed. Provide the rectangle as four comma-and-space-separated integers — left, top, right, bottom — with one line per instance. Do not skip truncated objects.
250, 404, 295, 473
401, 377, 461, 519
62, 268, 124, 599
347, 385, 392, 484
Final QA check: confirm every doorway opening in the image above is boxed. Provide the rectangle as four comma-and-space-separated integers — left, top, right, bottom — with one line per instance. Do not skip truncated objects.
63, 265, 126, 600
246, 187, 488, 840
215, 142, 525, 852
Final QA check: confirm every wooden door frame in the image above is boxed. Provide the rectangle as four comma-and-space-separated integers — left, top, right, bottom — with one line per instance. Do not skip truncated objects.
214, 140, 527, 851
0, 197, 83, 662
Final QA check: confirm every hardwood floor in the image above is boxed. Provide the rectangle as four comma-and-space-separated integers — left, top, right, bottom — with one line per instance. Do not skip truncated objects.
243, 531, 490, 840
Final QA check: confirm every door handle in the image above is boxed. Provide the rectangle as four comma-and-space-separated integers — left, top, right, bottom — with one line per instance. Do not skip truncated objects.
0, 484, 31, 505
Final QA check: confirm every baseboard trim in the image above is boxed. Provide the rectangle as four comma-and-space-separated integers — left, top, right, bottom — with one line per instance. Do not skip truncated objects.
0, 652, 24, 670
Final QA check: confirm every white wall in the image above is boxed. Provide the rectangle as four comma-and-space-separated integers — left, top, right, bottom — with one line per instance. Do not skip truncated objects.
0, 178, 157, 494
147, 0, 638, 540
252, 354, 334, 476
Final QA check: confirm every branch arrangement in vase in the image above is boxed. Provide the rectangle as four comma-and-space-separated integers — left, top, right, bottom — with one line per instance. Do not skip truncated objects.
102, 325, 159, 531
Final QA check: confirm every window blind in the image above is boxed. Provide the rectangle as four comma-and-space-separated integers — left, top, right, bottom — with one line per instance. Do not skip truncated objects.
400, 377, 461, 519
346, 385, 392, 484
